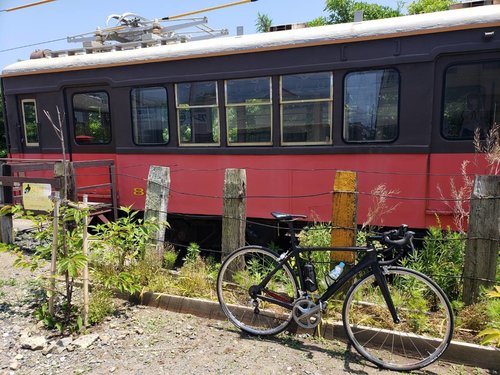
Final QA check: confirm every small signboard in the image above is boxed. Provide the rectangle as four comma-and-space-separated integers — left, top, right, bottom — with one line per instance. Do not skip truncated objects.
22, 183, 53, 211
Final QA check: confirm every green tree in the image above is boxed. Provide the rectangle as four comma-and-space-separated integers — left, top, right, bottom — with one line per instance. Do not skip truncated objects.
407, 0, 456, 14
255, 12, 273, 33
307, 16, 329, 27
325, 0, 402, 24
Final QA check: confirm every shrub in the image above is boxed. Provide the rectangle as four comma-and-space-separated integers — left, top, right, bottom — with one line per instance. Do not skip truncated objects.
477, 287, 500, 347
88, 289, 115, 325
402, 225, 465, 301
163, 247, 178, 270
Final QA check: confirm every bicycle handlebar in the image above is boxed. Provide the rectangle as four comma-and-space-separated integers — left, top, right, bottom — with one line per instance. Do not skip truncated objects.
367, 224, 415, 248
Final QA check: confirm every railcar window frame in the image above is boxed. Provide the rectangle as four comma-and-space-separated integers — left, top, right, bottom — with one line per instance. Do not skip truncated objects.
175, 81, 220, 147
130, 86, 170, 146
20, 99, 40, 147
71, 91, 112, 145
225, 76, 273, 146
441, 60, 500, 140
342, 68, 400, 143
280, 71, 333, 146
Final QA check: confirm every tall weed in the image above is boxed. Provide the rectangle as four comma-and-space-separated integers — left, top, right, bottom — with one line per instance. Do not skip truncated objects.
402, 225, 465, 301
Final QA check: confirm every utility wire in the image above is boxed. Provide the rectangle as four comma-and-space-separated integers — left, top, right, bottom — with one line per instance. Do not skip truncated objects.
0, 37, 68, 53
0, 0, 55, 12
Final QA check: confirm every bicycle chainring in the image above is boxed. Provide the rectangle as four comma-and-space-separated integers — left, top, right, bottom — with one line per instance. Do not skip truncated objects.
292, 298, 321, 329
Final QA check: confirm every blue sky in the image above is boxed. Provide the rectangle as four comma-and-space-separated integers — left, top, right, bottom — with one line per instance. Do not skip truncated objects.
0, 0, 399, 70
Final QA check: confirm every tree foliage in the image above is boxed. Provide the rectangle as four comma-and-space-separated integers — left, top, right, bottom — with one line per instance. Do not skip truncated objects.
321, 0, 455, 26
407, 0, 456, 15
325, 0, 402, 24
255, 12, 273, 33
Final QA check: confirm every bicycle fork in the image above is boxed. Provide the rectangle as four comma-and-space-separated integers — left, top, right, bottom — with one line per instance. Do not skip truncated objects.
372, 265, 400, 324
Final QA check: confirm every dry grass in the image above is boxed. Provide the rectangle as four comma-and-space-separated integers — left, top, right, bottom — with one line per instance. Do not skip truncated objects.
474, 123, 500, 175
362, 184, 400, 229
437, 160, 474, 234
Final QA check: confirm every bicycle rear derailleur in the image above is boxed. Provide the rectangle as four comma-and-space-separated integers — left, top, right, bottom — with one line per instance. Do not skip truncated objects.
292, 297, 322, 329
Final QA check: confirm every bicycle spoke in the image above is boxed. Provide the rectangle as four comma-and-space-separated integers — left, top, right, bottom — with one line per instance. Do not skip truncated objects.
343, 267, 453, 371
217, 247, 298, 336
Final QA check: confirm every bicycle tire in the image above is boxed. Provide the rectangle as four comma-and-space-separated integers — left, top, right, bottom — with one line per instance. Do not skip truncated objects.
342, 266, 453, 371
217, 246, 299, 336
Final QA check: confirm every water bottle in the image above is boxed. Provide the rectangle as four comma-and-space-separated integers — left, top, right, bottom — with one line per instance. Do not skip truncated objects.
328, 262, 345, 281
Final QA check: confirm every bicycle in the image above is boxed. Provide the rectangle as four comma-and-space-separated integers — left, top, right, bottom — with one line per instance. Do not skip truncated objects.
216, 212, 454, 371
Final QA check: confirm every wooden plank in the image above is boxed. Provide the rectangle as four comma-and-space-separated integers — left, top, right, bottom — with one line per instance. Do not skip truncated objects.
330, 170, 357, 263
76, 183, 112, 191
72, 160, 114, 168
7, 162, 56, 172
0, 176, 62, 188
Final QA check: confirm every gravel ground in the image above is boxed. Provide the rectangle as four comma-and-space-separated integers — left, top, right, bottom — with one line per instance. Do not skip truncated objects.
0, 250, 496, 375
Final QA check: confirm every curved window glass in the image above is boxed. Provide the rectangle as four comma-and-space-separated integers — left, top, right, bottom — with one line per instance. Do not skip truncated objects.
442, 61, 500, 139
343, 69, 399, 142
131, 87, 169, 145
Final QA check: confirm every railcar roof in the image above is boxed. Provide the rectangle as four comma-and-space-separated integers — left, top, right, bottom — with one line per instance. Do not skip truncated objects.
2, 5, 500, 78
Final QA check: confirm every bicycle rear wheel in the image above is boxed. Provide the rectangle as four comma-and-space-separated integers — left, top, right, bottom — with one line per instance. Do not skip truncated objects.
217, 246, 298, 336
342, 267, 453, 371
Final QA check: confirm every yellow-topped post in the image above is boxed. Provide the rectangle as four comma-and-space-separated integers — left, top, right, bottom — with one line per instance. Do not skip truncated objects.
330, 171, 357, 263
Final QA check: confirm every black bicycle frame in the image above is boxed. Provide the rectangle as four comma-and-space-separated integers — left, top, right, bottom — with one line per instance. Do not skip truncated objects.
255, 243, 401, 324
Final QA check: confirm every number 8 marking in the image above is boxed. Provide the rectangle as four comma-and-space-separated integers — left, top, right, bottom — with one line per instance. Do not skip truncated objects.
133, 187, 145, 196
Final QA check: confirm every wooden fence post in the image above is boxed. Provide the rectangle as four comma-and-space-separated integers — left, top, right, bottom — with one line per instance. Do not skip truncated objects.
222, 169, 246, 259
463, 175, 500, 305
144, 166, 170, 259
330, 171, 357, 263
0, 163, 13, 244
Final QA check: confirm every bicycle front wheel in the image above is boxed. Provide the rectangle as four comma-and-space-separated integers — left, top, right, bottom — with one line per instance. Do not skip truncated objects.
342, 267, 453, 371
217, 246, 298, 336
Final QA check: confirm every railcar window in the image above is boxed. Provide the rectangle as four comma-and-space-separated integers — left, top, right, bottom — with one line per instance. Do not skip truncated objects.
21, 99, 39, 146
176, 81, 219, 146
343, 69, 399, 142
442, 61, 500, 139
131, 87, 169, 145
281, 72, 332, 145
72, 92, 111, 144
225, 77, 272, 145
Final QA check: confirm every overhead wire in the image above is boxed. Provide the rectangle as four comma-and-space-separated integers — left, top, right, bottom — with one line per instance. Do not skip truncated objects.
0, 0, 56, 12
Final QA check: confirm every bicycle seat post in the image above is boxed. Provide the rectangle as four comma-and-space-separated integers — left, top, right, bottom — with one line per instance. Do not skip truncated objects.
286, 220, 299, 249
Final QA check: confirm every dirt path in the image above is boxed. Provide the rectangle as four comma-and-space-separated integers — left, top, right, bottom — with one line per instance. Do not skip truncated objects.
0, 251, 494, 375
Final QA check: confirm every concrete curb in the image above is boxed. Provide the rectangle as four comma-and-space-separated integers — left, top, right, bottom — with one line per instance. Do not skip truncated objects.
129, 291, 499, 371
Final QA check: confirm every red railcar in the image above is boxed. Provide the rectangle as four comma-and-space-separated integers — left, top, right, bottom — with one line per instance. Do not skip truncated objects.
1, 6, 499, 246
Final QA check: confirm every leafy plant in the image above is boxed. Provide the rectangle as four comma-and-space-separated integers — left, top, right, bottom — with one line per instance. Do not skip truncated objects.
183, 242, 201, 265
88, 289, 116, 325
90, 206, 161, 272
402, 225, 465, 301
477, 286, 500, 347
163, 244, 178, 269
298, 222, 332, 293
1, 204, 88, 333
